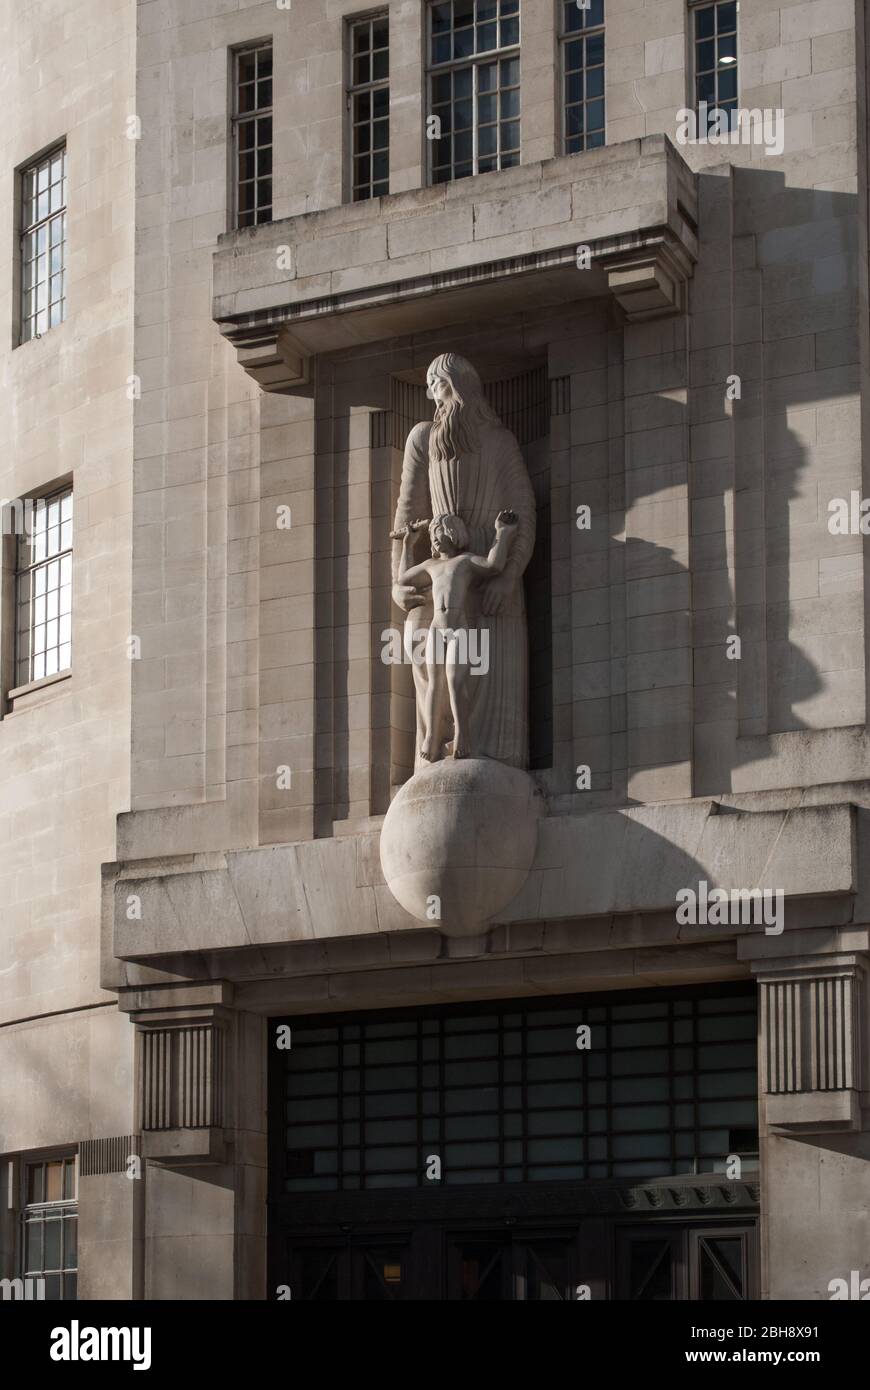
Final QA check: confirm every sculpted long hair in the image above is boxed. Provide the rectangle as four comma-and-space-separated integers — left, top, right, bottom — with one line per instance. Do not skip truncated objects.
428, 353, 501, 467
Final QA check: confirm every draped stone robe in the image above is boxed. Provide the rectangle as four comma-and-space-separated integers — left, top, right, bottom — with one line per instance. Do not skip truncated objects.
392, 418, 536, 769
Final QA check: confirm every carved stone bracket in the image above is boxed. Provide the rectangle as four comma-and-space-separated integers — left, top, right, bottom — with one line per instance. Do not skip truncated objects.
605, 239, 694, 320
756, 956, 867, 1133
232, 327, 309, 392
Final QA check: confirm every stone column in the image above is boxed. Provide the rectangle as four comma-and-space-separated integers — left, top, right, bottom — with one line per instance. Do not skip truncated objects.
124, 987, 266, 1301
753, 952, 870, 1300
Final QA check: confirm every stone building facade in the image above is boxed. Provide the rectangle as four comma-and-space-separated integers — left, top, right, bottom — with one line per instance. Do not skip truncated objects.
1, 0, 869, 1301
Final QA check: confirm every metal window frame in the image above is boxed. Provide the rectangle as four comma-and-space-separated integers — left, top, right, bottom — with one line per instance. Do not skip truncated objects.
18, 142, 67, 345
19, 1152, 79, 1300
346, 10, 391, 203
426, 0, 522, 184
14, 483, 73, 688
230, 39, 274, 230
558, 0, 606, 156
271, 983, 759, 1196
689, 0, 740, 121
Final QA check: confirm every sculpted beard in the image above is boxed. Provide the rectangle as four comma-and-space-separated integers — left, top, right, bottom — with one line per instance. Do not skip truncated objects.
430, 394, 477, 467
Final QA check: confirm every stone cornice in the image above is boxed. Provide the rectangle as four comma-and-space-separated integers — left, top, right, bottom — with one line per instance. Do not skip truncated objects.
211, 135, 699, 391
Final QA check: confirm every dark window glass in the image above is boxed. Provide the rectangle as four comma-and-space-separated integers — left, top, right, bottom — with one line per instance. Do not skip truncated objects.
274, 986, 758, 1192
693, 1, 739, 133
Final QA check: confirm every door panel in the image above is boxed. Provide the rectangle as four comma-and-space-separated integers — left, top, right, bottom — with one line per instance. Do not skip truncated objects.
616, 1229, 684, 1300
287, 1237, 411, 1300
690, 1225, 757, 1301
282, 1220, 758, 1299
616, 1223, 757, 1302
446, 1231, 578, 1300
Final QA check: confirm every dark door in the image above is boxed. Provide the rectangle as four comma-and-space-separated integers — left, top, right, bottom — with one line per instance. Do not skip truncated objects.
616, 1223, 758, 1301
286, 1236, 411, 1300
447, 1230, 578, 1300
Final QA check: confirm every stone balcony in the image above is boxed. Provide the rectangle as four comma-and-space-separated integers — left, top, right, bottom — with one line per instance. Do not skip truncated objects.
212, 134, 699, 391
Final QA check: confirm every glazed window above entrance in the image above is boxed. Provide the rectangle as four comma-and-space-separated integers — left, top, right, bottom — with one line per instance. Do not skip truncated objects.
427, 0, 521, 183
272, 985, 758, 1195
560, 0, 605, 155
348, 13, 390, 201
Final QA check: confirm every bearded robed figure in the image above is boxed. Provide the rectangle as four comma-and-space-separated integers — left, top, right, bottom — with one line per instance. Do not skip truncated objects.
391, 352, 536, 769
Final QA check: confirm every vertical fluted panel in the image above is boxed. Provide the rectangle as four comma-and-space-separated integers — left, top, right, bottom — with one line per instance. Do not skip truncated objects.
141, 1023, 226, 1131
763, 980, 801, 1093
550, 376, 570, 416
809, 977, 854, 1091
762, 975, 862, 1096
79, 1136, 139, 1176
142, 1028, 172, 1129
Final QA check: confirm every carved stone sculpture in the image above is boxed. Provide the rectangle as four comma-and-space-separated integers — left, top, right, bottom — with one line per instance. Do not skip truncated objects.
380, 354, 543, 936
390, 353, 536, 768
390, 508, 518, 761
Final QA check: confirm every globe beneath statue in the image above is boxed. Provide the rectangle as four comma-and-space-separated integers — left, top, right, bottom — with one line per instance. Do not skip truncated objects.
379, 758, 542, 937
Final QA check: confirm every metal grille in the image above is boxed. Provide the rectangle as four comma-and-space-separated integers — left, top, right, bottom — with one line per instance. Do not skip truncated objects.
560, 0, 605, 155
78, 1136, 140, 1177
349, 14, 390, 201
275, 986, 758, 1195
20, 144, 67, 342
233, 43, 273, 228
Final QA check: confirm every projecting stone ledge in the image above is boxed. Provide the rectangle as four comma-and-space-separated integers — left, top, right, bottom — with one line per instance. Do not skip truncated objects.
212, 134, 698, 393
106, 799, 858, 961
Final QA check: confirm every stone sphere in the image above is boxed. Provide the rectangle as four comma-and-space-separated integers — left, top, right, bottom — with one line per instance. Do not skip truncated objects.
379, 758, 543, 937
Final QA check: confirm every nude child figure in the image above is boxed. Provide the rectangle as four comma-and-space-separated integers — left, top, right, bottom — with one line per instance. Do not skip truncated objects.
390, 509, 517, 761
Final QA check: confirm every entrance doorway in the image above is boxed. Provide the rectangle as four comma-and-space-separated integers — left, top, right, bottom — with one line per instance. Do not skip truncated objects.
269, 985, 760, 1300
278, 1215, 758, 1300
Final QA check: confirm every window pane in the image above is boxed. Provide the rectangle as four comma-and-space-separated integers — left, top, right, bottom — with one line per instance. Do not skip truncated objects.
28, 1166, 44, 1203
277, 989, 757, 1190
45, 1161, 63, 1202
25, 1221, 43, 1269
44, 1218, 62, 1269
696, 5, 716, 39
